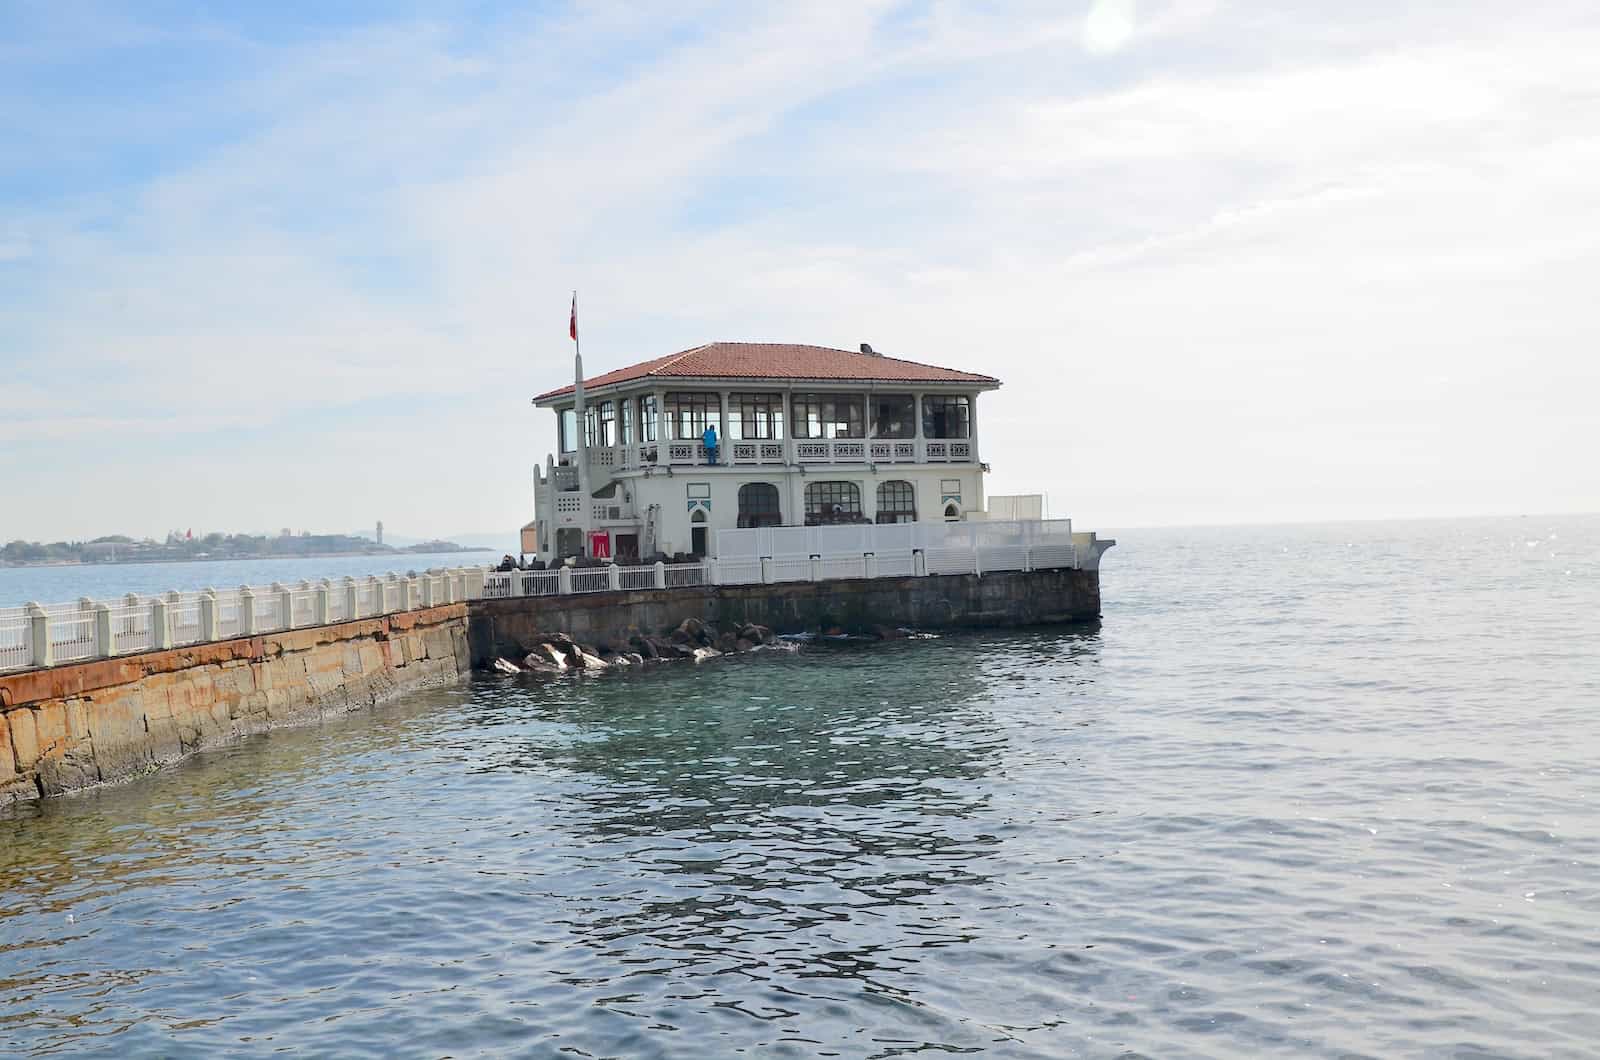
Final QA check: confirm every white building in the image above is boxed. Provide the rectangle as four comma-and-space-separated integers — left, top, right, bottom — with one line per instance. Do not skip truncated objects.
526, 341, 998, 564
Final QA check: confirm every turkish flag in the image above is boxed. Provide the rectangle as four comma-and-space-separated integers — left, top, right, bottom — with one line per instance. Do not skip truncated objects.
569, 295, 577, 341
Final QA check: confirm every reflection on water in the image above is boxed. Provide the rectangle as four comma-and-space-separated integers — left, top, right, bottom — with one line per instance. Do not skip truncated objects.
3, 516, 1600, 1057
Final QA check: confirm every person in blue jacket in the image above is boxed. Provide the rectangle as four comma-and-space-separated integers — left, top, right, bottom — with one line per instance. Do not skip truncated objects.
702, 424, 719, 465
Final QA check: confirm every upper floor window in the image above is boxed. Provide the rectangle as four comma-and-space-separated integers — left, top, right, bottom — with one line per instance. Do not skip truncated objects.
559, 408, 577, 453
922, 395, 971, 439
804, 481, 863, 525
871, 394, 916, 439
728, 392, 784, 440
792, 393, 864, 439
665, 392, 717, 440
637, 395, 658, 443
592, 401, 617, 447
620, 397, 633, 445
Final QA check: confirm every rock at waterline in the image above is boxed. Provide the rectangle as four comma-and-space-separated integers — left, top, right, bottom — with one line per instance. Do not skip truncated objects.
492, 657, 521, 675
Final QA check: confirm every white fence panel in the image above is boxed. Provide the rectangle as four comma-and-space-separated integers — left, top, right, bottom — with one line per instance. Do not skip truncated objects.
770, 556, 812, 583
1028, 544, 1076, 570
978, 546, 1029, 573
327, 590, 349, 623
819, 555, 866, 580
52, 612, 98, 663
924, 548, 976, 576
0, 614, 30, 671
110, 604, 152, 654
716, 558, 763, 585
619, 565, 657, 591
519, 570, 560, 597
290, 590, 317, 628
482, 572, 514, 599
216, 592, 243, 638
571, 569, 611, 594
254, 593, 283, 632
171, 601, 204, 646
875, 550, 916, 578
664, 563, 707, 588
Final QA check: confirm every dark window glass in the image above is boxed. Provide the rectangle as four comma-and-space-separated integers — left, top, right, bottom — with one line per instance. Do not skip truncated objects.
922, 395, 971, 439
871, 394, 915, 438
665, 392, 717, 440
620, 398, 633, 445
728, 392, 784, 440
738, 482, 783, 528
559, 408, 577, 453
875, 480, 916, 524
791, 393, 864, 439
595, 401, 616, 447
804, 481, 863, 525
638, 395, 657, 443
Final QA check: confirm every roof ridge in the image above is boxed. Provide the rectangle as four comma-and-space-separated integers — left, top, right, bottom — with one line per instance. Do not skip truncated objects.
650, 343, 713, 376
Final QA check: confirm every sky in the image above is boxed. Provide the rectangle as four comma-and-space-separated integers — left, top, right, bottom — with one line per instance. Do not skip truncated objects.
2, 0, 1597, 543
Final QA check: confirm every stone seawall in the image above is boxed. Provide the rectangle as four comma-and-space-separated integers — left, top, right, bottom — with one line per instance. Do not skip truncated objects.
1, 605, 470, 807
468, 568, 1100, 665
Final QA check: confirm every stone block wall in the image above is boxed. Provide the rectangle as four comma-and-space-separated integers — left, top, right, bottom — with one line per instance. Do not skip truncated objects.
468, 568, 1100, 665
1, 604, 469, 807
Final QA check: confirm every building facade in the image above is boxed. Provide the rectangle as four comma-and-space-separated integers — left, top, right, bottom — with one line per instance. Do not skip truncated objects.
527, 342, 999, 564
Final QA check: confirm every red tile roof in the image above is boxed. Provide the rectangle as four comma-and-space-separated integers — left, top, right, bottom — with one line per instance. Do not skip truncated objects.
533, 342, 999, 402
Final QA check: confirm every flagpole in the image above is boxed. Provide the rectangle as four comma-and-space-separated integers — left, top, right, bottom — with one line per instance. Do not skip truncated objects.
571, 291, 592, 558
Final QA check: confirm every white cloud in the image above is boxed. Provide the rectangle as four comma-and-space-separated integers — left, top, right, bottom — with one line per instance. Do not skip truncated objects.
1, 1, 1597, 540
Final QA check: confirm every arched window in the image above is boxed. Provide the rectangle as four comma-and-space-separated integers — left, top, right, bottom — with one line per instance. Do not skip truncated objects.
875, 481, 916, 524
738, 482, 782, 528
943, 502, 962, 522
805, 481, 862, 525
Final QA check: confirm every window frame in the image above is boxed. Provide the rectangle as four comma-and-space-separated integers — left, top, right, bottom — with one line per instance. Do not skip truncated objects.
665, 391, 718, 440
791, 392, 865, 440
804, 480, 863, 525
875, 480, 917, 524
870, 394, 916, 439
921, 394, 971, 439
728, 392, 785, 441
737, 482, 783, 528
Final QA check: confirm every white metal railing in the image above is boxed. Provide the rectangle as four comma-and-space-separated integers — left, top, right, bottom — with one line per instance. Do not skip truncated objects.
519, 570, 561, 597
2, 567, 485, 674
0, 613, 30, 671
619, 566, 657, 591
571, 569, 612, 594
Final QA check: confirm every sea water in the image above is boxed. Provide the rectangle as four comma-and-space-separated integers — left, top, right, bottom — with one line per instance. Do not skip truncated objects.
1, 515, 1596, 1057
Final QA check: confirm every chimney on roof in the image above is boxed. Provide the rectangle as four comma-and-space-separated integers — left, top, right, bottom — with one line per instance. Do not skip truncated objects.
860, 343, 880, 356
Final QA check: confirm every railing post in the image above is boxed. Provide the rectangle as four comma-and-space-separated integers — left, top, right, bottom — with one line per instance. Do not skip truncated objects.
271, 582, 291, 630
558, 566, 573, 595
419, 572, 436, 608
150, 596, 172, 651
95, 604, 116, 658
914, 550, 927, 577
761, 557, 773, 584
343, 577, 359, 620
26, 603, 51, 668
704, 559, 718, 586
864, 552, 878, 580
315, 580, 331, 625
607, 563, 620, 591
199, 589, 219, 641
239, 586, 256, 635
809, 555, 822, 582
653, 561, 666, 589
406, 575, 420, 610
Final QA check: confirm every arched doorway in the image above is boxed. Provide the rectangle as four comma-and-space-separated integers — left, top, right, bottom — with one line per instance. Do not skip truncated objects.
691, 509, 708, 557
943, 502, 962, 522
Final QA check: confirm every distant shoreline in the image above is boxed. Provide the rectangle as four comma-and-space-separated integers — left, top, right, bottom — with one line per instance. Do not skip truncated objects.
0, 547, 495, 570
